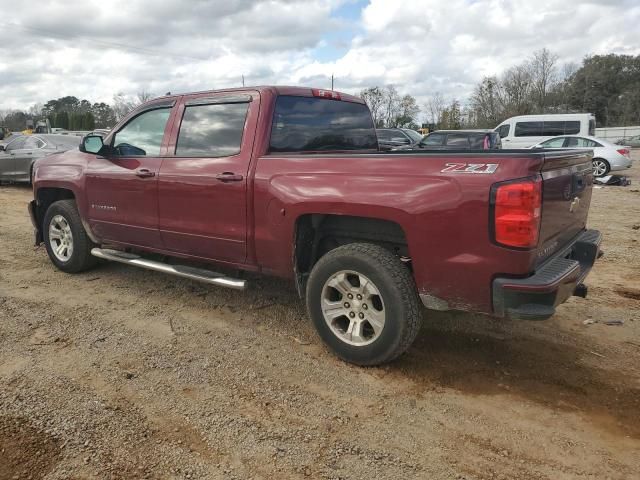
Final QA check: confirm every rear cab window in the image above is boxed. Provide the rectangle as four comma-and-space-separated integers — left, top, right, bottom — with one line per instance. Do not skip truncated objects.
269, 96, 377, 153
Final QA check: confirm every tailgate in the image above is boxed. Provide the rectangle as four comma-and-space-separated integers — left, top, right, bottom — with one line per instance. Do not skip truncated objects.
536, 150, 593, 264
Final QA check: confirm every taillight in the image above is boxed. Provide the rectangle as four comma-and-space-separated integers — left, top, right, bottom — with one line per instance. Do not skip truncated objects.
617, 148, 630, 158
492, 179, 542, 249
311, 89, 341, 100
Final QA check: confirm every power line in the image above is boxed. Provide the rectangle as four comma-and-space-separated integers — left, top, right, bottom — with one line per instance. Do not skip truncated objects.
6, 22, 210, 63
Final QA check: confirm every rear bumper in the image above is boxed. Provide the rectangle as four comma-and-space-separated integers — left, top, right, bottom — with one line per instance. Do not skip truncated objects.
492, 229, 602, 320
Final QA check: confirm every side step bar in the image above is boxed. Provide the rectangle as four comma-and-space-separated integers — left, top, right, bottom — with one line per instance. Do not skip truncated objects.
90, 248, 246, 290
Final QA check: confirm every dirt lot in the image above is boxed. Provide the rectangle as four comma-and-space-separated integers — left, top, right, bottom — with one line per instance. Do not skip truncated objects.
1, 156, 639, 480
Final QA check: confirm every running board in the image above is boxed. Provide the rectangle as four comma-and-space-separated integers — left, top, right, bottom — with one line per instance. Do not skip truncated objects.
90, 248, 246, 290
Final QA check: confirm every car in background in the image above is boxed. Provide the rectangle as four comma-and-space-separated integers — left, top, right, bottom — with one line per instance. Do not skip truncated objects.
402, 129, 501, 150
495, 113, 596, 148
615, 135, 640, 148
376, 128, 423, 150
530, 135, 632, 177
0, 134, 81, 183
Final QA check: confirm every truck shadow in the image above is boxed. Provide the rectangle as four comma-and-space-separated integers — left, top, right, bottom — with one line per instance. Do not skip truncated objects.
393, 311, 640, 438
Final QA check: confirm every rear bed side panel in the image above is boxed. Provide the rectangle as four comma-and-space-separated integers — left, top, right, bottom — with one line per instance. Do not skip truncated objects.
253, 152, 546, 314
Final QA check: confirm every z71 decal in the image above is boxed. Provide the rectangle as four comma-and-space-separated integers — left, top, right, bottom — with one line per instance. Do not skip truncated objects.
441, 163, 499, 174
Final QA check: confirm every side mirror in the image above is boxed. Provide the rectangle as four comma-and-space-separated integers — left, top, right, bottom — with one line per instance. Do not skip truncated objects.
0, 145, 5, 152
81, 135, 104, 154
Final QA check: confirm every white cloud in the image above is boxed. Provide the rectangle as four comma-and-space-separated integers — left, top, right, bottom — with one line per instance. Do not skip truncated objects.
0, 0, 638, 112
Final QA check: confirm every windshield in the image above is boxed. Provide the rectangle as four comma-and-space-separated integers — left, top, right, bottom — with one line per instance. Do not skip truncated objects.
402, 129, 423, 143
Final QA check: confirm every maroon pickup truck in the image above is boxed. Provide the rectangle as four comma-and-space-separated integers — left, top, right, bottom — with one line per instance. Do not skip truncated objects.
29, 86, 601, 365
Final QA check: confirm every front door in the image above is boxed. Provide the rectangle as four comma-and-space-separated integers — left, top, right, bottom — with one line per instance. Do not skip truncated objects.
0, 136, 27, 180
85, 103, 175, 249
157, 92, 259, 263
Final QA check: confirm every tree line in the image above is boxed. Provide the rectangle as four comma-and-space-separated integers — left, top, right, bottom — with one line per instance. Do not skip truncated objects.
428, 50, 640, 130
362, 51, 640, 131
0, 91, 153, 132
2, 51, 638, 133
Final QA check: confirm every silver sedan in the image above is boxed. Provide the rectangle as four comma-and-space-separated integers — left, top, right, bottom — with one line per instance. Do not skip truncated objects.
0, 134, 81, 183
531, 135, 633, 177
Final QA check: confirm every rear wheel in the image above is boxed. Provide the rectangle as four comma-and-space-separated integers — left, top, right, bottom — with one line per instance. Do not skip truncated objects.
306, 243, 422, 366
592, 158, 610, 177
43, 200, 97, 273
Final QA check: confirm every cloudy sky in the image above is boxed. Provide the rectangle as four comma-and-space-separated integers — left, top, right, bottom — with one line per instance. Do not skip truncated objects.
1, 0, 639, 113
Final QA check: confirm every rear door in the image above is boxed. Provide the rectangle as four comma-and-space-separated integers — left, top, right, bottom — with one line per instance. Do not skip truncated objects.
85, 99, 176, 248
157, 91, 259, 262
0, 136, 27, 179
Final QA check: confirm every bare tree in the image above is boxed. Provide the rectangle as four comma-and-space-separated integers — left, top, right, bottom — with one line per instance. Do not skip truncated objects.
500, 65, 533, 116
529, 48, 559, 112
112, 93, 136, 121
383, 85, 401, 127
136, 90, 155, 104
470, 77, 502, 127
360, 87, 385, 127
424, 92, 446, 128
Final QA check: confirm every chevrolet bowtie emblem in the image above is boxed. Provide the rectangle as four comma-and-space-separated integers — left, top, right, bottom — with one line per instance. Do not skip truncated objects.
570, 196, 580, 213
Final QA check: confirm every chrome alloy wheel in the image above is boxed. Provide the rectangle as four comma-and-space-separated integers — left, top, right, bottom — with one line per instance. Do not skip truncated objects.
48, 214, 74, 262
592, 159, 608, 177
321, 270, 385, 346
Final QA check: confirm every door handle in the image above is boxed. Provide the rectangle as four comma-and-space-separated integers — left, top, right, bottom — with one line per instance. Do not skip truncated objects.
215, 172, 243, 182
135, 168, 155, 178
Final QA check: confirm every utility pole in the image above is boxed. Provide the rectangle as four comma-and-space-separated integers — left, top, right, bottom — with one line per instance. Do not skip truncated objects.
242, 75, 245, 87
331, 74, 334, 90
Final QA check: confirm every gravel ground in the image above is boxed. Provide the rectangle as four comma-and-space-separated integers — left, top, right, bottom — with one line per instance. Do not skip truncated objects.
1, 153, 639, 480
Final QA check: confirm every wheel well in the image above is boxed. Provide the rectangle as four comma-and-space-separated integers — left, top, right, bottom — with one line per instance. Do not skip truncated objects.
293, 214, 409, 296
35, 188, 75, 229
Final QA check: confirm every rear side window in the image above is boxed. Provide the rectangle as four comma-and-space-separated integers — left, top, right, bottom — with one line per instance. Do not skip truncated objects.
542, 121, 565, 136
515, 122, 543, 137
446, 134, 470, 147
422, 133, 445, 145
176, 102, 249, 157
589, 119, 596, 136
564, 121, 580, 135
269, 96, 377, 152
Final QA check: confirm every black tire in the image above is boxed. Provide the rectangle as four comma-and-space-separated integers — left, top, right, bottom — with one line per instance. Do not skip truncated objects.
592, 158, 610, 177
306, 243, 422, 366
43, 199, 97, 273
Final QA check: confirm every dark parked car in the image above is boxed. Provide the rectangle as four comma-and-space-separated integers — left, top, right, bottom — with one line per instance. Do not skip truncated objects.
0, 134, 81, 183
406, 129, 502, 150
376, 128, 423, 150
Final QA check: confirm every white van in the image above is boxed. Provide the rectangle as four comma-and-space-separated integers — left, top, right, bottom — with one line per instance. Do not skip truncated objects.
494, 114, 596, 149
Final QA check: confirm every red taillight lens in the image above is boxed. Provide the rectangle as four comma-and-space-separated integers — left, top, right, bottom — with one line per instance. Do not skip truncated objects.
311, 88, 341, 100
493, 179, 542, 248
617, 148, 630, 158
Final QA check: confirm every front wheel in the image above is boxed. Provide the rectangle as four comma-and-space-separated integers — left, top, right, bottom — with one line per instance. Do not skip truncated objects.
43, 199, 97, 273
306, 243, 422, 366
592, 158, 610, 177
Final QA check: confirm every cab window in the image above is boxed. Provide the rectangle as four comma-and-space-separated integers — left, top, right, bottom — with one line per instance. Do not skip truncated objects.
176, 102, 249, 157
541, 137, 566, 148
422, 133, 445, 145
5, 136, 27, 151
113, 108, 171, 156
